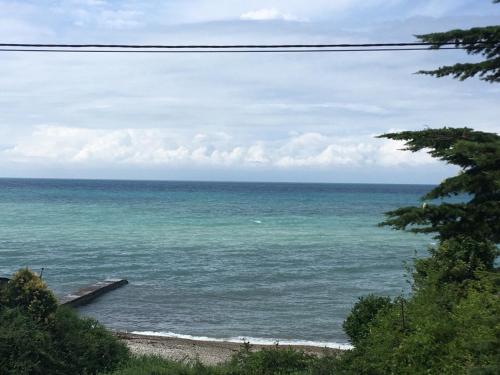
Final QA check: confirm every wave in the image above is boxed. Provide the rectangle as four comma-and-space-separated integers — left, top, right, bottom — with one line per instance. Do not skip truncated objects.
130, 331, 353, 350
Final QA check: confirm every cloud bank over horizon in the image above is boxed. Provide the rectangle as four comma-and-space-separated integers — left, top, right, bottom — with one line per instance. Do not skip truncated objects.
0, 0, 498, 183
6, 125, 436, 168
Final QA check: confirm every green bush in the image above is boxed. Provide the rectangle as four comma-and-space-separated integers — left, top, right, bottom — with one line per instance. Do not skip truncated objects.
337, 263, 500, 374
227, 343, 315, 375
0, 308, 60, 375
50, 306, 129, 375
414, 238, 498, 288
104, 355, 224, 375
104, 343, 340, 375
342, 294, 392, 346
2, 268, 58, 324
0, 269, 129, 375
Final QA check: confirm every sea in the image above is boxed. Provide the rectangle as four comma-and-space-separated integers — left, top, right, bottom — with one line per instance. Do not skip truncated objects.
0, 178, 435, 348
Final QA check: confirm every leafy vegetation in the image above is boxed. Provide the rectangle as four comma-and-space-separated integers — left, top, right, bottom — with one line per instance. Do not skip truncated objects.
104, 344, 340, 375
102, 355, 223, 375
336, 246, 499, 375
1, 267, 58, 324
417, 23, 500, 82
335, 5, 500, 372
378, 128, 500, 242
342, 295, 392, 347
0, 269, 129, 375
0, 308, 60, 375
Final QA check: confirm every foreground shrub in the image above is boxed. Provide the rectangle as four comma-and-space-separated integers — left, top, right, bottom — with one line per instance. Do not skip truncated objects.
337, 271, 499, 375
104, 355, 224, 375
2, 268, 58, 324
0, 308, 60, 375
50, 306, 129, 375
228, 343, 316, 374
342, 294, 392, 346
0, 269, 129, 375
0, 306, 128, 375
105, 343, 340, 375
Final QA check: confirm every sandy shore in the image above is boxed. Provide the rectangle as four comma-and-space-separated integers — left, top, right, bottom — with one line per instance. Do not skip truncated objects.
116, 332, 343, 366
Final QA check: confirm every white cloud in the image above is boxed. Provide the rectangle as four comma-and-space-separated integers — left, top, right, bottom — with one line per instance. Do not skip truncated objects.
71, 0, 108, 6
240, 8, 303, 21
97, 10, 142, 29
410, 0, 469, 18
266, 102, 391, 115
3, 126, 436, 169
70, 8, 143, 29
0, 0, 498, 182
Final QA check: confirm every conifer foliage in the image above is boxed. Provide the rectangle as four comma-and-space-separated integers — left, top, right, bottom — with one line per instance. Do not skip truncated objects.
378, 1, 500, 242
378, 127, 500, 243
338, 3, 500, 373
416, 5, 500, 83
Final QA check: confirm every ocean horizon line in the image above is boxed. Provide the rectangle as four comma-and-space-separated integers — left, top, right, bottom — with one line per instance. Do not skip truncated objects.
0, 176, 436, 187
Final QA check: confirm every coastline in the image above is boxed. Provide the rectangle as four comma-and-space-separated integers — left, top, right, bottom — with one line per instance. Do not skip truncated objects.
116, 332, 345, 366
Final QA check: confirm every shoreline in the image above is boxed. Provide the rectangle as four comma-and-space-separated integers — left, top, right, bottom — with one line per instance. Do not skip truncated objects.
116, 332, 346, 366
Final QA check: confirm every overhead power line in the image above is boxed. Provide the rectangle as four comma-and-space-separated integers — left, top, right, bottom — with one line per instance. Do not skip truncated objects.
0, 42, 460, 48
0, 41, 490, 54
0, 47, 465, 53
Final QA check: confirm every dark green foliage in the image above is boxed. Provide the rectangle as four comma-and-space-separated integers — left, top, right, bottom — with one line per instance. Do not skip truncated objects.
342, 295, 392, 346
338, 268, 500, 375
227, 343, 315, 374
348, 33, 500, 371
102, 355, 225, 375
2, 268, 58, 324
0, 269, 129, 375
416, 6, 500, 83
0, 308, 60, 375
414, 237, 498, 288
50, 306, 129, 375
378, 127, 500, 243
105, 344, 340, 375
357, 128, 500, 372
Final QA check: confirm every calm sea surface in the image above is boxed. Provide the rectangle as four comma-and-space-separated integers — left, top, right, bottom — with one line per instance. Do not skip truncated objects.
0, 178, 434, 346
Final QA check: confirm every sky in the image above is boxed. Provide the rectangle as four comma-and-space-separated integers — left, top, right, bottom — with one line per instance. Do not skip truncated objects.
0, 0, 499, 183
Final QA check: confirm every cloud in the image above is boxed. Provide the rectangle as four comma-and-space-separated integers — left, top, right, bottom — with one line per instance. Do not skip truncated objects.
71, 0, 108, 6
409, 0, 469, 18
3, 126, 435, 169
240, 8, 303, 21
265, 102, 391, 115
0, 0, 498, 183
71, 8, 143, 29
97, 10, 142, 29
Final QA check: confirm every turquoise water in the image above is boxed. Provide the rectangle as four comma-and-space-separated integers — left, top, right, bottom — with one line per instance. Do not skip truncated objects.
0, 178, 433, 346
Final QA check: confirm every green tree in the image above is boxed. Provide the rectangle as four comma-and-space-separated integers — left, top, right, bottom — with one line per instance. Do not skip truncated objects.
339, 4, 500, 373
338, 271, 500, 375
378, 127, 500, 244
378, 1, 500, 243
414, 237, 498, 288
416, 6, 500, 83
342, 295, 392, 346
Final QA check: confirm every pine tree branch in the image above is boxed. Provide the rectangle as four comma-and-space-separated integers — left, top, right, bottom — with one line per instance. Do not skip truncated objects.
416, 23, 500, 82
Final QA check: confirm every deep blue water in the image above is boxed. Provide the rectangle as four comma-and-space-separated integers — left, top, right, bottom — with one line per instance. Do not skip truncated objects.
0, 178, 434, 346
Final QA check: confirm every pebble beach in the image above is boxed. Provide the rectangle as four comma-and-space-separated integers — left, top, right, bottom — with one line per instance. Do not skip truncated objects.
117, 332, 343, 366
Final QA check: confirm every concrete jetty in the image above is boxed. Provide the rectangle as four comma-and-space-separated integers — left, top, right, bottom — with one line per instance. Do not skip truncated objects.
60, 278, 128, 307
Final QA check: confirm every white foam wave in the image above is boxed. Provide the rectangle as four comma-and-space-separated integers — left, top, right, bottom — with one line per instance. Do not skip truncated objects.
130, 331, 353, 350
